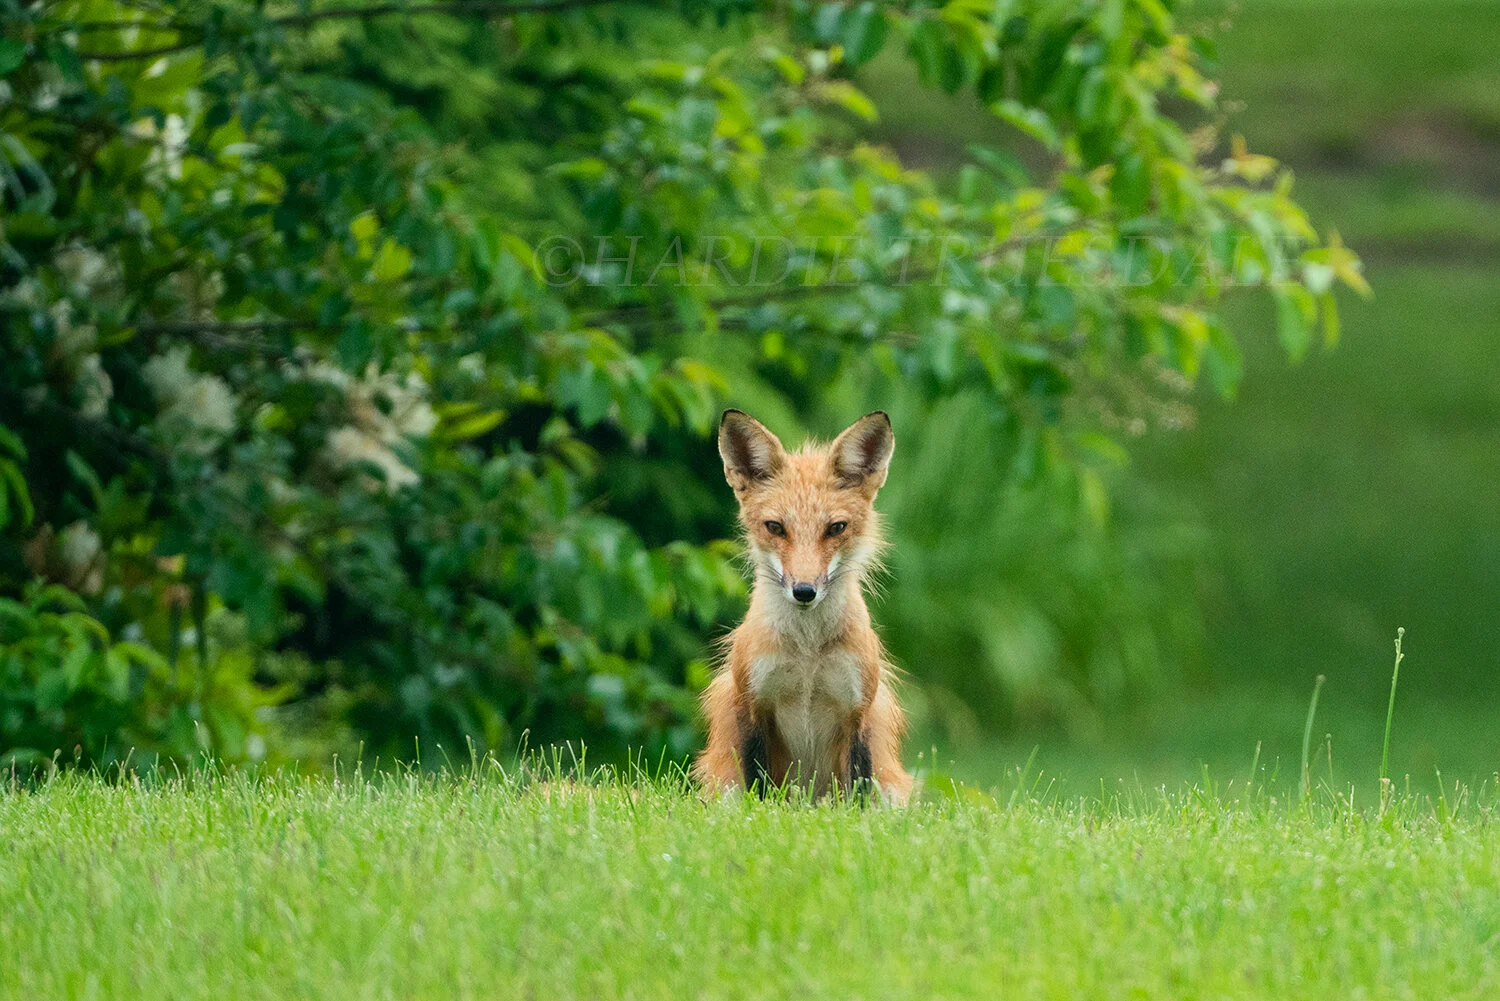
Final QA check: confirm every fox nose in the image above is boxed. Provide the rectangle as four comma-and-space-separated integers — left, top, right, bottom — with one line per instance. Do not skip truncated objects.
792, 583, 817, 604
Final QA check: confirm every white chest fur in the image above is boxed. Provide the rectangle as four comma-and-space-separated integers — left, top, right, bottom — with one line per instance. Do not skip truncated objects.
748, 648, 864, 790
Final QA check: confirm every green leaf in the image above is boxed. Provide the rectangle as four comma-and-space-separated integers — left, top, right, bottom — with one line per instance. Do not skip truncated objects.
349, 212, 379, 243
104, 648, 130, 701
444, 410, 507, 441
370, 239, 413, 282
991, 101, 1061, 150
1072, 431, 1129, 468
65, 450, 103, 506
764, 48, 805, 85
204, 101, 232, 131
1322, 292, 1341, 349
1203, 320, 1244, 400
814, 81, 878, 123
0, 40, 26, 77
576, 370, 612, 428
337, 322, 373, 369
910, 19, 962, 93
1078, 466, 1111, 527
1276, 286, 1316, 362
44, 39, 83, 84
841, 3, 889, 65
62, 642, 93, 691
0, 424, 25, 460
0, 459, 29, 529
550, 157, 609, 181
35, 669, 68, 710
499, 232, 544, 282
812, 3, 844, 43
116, 641, 171, 674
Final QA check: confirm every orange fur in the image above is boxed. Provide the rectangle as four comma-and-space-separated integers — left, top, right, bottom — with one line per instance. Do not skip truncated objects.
693, 410, 913, 805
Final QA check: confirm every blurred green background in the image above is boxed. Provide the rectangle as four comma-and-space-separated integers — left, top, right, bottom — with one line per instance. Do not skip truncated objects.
3, 0, 1494, 793
868, 0, 1500, 791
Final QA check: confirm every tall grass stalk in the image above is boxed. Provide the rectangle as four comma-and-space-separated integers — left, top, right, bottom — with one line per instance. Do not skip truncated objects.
1381, 627, 1407, 785
1300, 674, 1326, 802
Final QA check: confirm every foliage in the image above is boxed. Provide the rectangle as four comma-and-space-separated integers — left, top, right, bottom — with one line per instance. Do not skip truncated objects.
0, 0, 1362, 763
0, 579, 274, 767
876, 390, 1210, 734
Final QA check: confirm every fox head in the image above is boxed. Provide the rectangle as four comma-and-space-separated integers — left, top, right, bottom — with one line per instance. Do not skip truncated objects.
718, 409, 893, 610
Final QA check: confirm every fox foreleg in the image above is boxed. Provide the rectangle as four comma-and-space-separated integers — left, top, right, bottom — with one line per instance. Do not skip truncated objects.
848, 728, 874, 801
740, 714, 772, 798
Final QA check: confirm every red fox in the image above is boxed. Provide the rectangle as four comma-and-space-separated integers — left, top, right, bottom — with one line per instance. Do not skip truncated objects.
694, 409, 913, 804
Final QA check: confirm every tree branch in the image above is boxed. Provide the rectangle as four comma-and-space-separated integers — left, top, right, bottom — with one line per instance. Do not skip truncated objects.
135, 319, 306, 334
74, 40, 202, 62
133, 320, 308, 354
575, 229, 1055, 328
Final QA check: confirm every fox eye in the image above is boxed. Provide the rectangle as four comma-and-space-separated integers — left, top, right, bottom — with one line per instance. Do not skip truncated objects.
826, 521, 847, 538
765, 521, 786, 537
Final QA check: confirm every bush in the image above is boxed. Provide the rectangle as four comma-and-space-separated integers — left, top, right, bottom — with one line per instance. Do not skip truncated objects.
0, 579, 281, 768
874, 391, 1210, 736
0, 0, 1363, 764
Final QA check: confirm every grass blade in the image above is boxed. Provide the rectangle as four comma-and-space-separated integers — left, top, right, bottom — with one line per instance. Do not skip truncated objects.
1300, 674, 1326, 803
1381, 627, 1407, 784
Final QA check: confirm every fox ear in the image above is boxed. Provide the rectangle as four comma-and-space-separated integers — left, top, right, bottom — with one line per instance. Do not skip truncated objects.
718, 410, 785, 492
830, 411, 894, 492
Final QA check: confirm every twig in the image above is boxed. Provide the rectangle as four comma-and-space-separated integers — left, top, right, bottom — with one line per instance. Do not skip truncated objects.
136, 319, 306, 333
574, 228, 1068, 328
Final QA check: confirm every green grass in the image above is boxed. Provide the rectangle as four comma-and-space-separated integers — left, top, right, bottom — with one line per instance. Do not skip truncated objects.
5, 770, 1500, 999
925, 681, 1500, 797
1137, 264, 1500, 706
1209, 2, 1500, 160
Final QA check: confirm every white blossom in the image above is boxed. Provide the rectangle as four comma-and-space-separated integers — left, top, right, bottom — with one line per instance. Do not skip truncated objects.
327, 426, 419, 490
284, 360, 437, 492
142, 346, 238, 450
75, 354, 113, 419
130, 113, 189, 182
54, 244, 119, 299
59, 521, 104, 595
50, 300, 98, 360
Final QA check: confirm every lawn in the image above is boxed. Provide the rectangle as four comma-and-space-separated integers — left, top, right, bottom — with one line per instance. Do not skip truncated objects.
935, 675, 1500, 798
4, 772, 1500, 1000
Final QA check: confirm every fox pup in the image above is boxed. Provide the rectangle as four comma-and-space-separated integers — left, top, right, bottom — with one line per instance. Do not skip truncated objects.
694, 409, 912, 804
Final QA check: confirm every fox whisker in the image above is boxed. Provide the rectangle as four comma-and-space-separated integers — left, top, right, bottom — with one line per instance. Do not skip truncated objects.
756, 565, 786, 589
